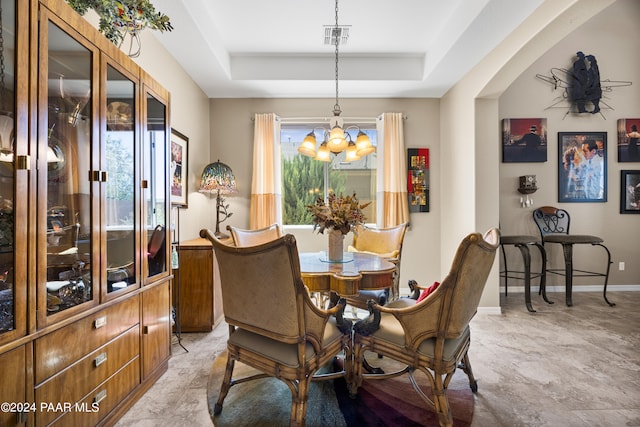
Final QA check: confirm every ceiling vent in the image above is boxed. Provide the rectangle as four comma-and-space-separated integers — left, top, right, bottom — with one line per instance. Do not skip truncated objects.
323, 25, 350, 45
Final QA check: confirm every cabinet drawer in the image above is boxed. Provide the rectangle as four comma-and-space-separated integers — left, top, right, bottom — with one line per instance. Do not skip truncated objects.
34, 326, 140, 426
0, 346, 27, 427
46, 358, 140, 427
35, 296, 139, 383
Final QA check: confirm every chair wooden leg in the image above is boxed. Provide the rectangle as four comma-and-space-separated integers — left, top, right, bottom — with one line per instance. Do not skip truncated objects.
433, 374, 453, 427
290, 378, 311, 427
458, 352, 478, 393
348, 344, 364, 397
214, 353, 236, 415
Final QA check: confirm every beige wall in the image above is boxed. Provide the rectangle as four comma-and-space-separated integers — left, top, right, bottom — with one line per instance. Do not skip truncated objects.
498, 0, 640, 288
129, 23, 214, 240
90, 0, 635, 311
440, 0, 618, 309
82, 9, 214, 241
208, 98, 444, 291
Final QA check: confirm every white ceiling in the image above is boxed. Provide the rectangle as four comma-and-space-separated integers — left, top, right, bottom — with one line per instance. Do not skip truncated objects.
151, 0, 544, 99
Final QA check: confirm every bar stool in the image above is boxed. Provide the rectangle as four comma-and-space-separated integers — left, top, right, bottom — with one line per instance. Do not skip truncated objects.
532, 206, 614, 307
500, 234, 553, 312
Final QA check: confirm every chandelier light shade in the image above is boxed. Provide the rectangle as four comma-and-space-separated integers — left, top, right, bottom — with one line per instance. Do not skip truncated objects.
296, 0, 374, 161
355, 130, 375, 156
199, 160, 238, 238
298, 131, 318, 157
315, 141, 331, 162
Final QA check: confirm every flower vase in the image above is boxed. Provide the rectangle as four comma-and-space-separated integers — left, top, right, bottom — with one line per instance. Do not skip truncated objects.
327, 229, 345, 262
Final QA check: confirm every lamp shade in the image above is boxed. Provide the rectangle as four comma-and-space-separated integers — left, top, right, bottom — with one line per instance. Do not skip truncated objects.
199, 160, 238, 194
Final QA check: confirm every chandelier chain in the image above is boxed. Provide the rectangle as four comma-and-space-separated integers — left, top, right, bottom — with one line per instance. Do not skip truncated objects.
333, 0, 341, 117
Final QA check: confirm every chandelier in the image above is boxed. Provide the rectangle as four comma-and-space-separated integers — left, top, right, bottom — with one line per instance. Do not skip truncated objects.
297, 0, 374, 162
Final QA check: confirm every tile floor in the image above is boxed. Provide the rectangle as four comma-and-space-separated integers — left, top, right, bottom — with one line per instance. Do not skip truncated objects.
116, 291, 640, 426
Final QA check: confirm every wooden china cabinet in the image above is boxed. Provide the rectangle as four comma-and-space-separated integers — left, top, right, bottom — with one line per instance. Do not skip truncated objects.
0, 0, 172, 425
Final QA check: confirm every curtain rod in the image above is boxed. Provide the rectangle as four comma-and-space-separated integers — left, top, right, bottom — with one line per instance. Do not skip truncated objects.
250, 115, 408, 122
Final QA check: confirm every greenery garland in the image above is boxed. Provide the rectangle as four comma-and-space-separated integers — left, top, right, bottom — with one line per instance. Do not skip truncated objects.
66, 0, 172, 46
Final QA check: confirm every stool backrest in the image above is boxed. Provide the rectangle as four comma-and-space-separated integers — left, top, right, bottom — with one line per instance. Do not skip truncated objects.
533, 206, 571, 237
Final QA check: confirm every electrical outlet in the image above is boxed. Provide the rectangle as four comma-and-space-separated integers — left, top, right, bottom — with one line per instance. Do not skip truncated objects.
619, 262, 625, 271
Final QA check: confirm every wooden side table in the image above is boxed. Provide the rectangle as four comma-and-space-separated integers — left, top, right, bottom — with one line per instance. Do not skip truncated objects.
173, 238, 223, 332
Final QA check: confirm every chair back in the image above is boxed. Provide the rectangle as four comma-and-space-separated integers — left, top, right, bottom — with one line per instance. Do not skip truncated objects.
533, 206, 571, 237
147, 224, 166, 275
439, 228, 499, 338
227, 224, 282, 247
351, 223, 407, 258
201, 229, 303, 342
148, 225, 166, 256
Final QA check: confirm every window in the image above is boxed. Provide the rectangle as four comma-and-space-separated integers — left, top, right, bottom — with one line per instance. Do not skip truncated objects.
280, 121, 377, 226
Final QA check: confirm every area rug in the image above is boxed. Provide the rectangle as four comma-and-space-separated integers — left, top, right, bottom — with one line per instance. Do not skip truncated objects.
207, 350, 474, 426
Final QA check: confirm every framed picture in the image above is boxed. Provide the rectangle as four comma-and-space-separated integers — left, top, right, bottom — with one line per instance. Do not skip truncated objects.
620, 170, 640, 214
170, 129, 189, 207
407, 148, 429, 212
616, 118, 640, 162
502, 118, 547, 162
558, 132, 607, 202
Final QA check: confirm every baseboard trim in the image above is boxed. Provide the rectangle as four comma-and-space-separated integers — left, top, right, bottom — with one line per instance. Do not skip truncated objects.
477, 306, 502, 315
501, 284, 640, 293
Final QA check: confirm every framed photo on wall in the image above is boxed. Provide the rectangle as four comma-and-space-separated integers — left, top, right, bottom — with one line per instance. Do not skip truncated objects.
558, 131, 607, 202
617, 118, 640, 162
407, 148, 430, 212
170, 128, 189, 207
620, 170, 640, 214
502, 118, 547, 162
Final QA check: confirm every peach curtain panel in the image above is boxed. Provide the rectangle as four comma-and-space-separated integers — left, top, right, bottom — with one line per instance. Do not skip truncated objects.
376, 113, 409, 227
250, 113, 282, 229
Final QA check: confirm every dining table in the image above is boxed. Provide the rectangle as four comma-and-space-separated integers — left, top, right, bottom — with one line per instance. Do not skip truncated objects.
298, 251, 395, 297
299, 250, 395, 374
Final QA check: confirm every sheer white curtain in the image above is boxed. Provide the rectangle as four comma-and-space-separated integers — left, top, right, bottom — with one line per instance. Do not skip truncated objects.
376, 112, 409, 227
250, 113, 282, 229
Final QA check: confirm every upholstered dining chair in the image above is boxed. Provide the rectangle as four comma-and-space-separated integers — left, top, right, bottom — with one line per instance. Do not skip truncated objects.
350, 228, 500, 427
346, 223, 408, 308
532, 206, 614, 307
227, 223, 282, 247
199, 229, 352, 427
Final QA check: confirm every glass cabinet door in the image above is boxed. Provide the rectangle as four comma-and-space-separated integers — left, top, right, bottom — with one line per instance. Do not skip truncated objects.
143, 92, 168, 279
0, 0, 22, 342
39, 17, 96, 321
104, 63, 137, 294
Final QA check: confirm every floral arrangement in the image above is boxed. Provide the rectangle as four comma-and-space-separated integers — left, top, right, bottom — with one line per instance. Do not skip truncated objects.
66, 0, 173, 46
307, 192, 371, 235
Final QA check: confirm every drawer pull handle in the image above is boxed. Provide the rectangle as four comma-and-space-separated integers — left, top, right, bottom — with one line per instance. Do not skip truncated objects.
94, 389, 107, 405
94, 352, 107, 367
94, 316, 107, 329
143, 325, 149, 335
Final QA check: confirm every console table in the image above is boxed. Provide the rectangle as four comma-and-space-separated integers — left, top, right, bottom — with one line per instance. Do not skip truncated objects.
173, 238, 224, 332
